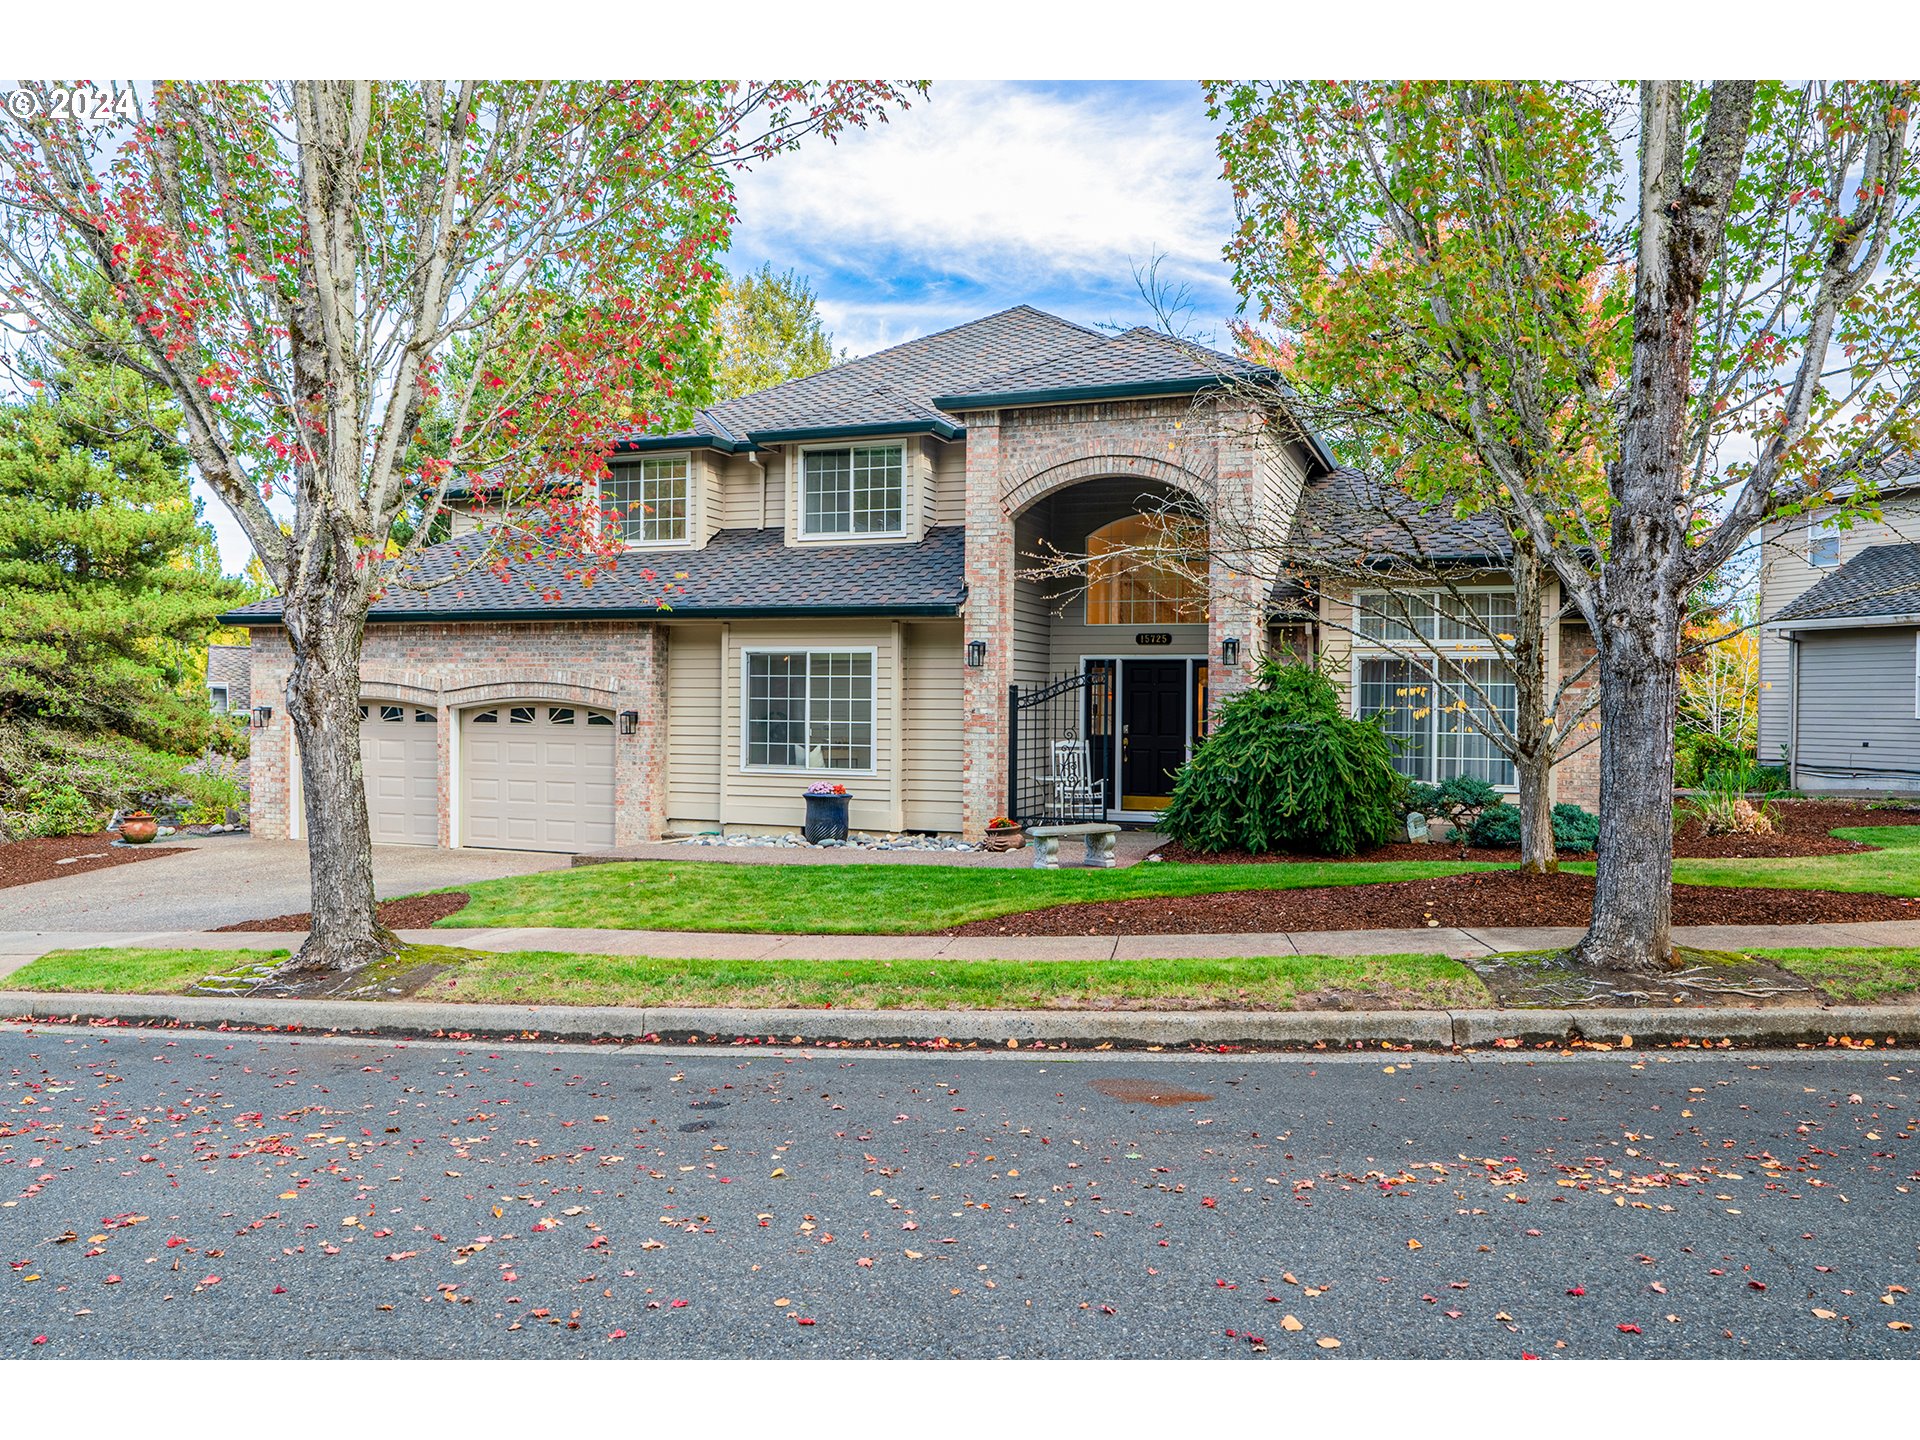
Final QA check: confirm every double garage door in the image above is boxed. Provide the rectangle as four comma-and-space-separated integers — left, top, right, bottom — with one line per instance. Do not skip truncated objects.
357, 701, 615, 853
459, 704, 616, 852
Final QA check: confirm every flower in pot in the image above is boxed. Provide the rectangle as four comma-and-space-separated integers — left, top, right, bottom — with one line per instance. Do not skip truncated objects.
801, 781, 851, 843
118, 810, 159, 845
982, 814, 1026, 851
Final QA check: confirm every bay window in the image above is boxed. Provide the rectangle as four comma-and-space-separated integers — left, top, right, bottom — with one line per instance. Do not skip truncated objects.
1354, 590, 1519, 787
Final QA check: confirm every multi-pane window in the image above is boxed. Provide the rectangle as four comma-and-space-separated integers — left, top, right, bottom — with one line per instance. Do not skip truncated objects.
1085, 514, 1209, 625
1354, 590, 1520, 787
603, 456, 689, 545
802, 446, 904, 536
1807, 518, 1840, 568
744, 650, 875, 771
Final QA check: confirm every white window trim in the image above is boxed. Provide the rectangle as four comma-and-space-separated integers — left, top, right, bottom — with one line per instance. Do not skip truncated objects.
597, 452, 695, 550
1806, 515, 1841, 568
738, 645, 881, 776
796, 441, 909, 540
1348, 586, 1522, 792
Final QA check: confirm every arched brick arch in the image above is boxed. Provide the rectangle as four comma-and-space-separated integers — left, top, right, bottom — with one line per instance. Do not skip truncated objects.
1003, 450, 1216, 517
438, 670, 622, 710
355, 673, 441, 706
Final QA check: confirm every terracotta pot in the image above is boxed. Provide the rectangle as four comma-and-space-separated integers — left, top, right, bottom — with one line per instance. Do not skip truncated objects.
983, 825, 1026, 852
119, 816, 159, 845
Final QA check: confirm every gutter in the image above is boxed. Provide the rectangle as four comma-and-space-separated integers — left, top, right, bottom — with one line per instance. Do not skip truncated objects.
931, 375, 1256, 412
745, 418, 964, 444
611, 434, 756, 456
221, 602, 966, 626
1768, 611, 1920, 632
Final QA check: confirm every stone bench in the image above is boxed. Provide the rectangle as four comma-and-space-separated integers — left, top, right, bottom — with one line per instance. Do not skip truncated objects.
1027, 822, 1121, 869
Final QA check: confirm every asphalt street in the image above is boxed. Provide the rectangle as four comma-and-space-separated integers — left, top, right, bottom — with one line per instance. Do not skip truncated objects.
3, 1026, 1916, 1358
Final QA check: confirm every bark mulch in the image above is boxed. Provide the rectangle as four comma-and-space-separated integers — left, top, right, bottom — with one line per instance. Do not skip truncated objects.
212, 890, 471, 932
0, 831, 191, 890
945, 869, 1920, 937
1150, 799, 1920, 866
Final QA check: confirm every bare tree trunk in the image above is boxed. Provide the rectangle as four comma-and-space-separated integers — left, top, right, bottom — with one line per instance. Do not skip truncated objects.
280, 570, 395, 973
1508, 532, 1558, 875
1574, 600, 1682, 971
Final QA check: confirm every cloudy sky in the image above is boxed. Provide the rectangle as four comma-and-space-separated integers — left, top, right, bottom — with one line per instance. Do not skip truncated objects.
198, 80, 1238, 571
721, 80, 1241, 356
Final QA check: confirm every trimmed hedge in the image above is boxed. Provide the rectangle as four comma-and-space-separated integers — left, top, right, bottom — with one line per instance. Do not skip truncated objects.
1467, 801, 1600, 852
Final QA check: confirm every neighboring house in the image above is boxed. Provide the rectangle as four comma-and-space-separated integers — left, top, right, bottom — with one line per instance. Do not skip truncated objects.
1759, 453, 1920, 792
205, 643, 252, 717
220, 305, 1600, 854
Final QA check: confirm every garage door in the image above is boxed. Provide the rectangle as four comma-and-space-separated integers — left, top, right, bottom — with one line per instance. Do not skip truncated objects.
460, 703, 616, 852
359, 703, 440, 846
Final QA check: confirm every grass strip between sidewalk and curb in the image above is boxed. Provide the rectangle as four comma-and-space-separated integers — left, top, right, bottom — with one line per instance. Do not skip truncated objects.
5, 947, 1491, 1012
12, 943, 1920, 1011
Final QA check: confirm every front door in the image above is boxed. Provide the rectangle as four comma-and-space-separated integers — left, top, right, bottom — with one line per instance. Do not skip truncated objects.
1120, 659, 1188, 810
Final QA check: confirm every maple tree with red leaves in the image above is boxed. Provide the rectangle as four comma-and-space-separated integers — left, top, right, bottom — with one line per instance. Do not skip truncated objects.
0, 79, 923, 972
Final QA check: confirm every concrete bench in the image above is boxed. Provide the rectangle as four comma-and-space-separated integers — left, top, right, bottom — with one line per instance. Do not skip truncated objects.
1027, 822, 1121, 869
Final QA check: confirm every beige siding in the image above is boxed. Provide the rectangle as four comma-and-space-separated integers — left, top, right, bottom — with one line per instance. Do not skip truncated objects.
931, 437, 967, 524
717, 452, 770, 531
694, 452, 725, 544
1758, 492, 1920, 759
902, 620, 964, 832
665, 622, 724, 829
719, 617, 901, 833
1012, 506, 1054, 690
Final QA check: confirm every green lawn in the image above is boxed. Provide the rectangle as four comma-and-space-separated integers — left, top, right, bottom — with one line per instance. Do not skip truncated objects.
1560, 825, 1920, 897
436, 856, 1503, 934
1753, 947, 1920, 1004
5, 945, 1489, 1011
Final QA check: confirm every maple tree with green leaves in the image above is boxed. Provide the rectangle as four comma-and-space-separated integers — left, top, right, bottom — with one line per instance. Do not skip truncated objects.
1212, 79, 1920, 972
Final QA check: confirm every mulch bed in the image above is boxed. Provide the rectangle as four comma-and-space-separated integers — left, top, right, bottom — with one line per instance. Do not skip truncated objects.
1151, 799, 1920, 866
213, 891, 470, 932
945, 869, 1920, 937
0, 831, 191, 890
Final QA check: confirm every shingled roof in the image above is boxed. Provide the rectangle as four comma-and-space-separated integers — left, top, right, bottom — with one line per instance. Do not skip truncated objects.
930, 327, 1265, 409
1288, 469, 1515, 566
1770, 542, 1920, 626
219, 526, 966, 626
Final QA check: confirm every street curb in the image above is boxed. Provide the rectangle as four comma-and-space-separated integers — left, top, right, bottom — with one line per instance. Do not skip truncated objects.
3, 989, 1916, 1051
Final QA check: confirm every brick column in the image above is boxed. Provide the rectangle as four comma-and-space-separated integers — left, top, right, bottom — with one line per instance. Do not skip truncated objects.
1551, 619, 1601, 810
961, 411, 1011, 839
1207, 406, 1268, 715
621, 623, 671, 846
245, 627, 293, 838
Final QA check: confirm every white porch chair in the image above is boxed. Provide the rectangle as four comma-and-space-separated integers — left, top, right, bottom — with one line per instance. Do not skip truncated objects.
1043, 737, 1104, 819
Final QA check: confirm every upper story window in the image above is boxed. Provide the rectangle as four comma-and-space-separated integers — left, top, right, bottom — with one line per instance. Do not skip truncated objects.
802, 445, 904, 537
603, 456, 689, 545
208, 684, 229, 714
1085, 514, 1208, 625
1807, 518, 1840, 569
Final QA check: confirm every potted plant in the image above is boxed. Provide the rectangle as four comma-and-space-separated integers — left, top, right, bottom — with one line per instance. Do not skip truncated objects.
982, 815, 1026, 852
118, 810, 159, 845
801, 782, 851, 843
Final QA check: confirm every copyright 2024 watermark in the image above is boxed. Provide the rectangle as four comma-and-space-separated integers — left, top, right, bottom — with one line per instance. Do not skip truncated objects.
4, 84, 139, 123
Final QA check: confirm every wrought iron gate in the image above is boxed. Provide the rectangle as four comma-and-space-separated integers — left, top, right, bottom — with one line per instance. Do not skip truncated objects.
1007, 663, 1114, 826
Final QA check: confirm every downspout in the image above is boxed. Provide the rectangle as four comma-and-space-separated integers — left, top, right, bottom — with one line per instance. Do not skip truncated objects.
746, 448, 767, 530
1786, 633, 1801, 790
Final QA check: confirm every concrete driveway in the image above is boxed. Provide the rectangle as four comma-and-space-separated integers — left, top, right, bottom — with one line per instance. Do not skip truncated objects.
0, 834, 570, 933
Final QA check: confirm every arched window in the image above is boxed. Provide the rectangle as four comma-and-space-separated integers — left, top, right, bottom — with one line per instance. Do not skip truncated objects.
1085, 514, 1208, 625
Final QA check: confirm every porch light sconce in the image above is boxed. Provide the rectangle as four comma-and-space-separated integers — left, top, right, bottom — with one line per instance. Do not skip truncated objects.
250, 705, 273, 729
966, 639, 988, 668
618, 710, 639, 735
1221, 637, 1241, 667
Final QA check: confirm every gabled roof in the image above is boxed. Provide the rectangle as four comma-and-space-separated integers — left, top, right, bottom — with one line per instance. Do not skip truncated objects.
617, 305, 1103, 453
219, 526, 966, 626
1770, 542, 1920, 627
930, 327, 1267, 410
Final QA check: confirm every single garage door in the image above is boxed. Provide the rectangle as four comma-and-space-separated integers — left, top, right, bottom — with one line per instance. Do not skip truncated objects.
460, 703, 616, 852
359, 703, 440, 846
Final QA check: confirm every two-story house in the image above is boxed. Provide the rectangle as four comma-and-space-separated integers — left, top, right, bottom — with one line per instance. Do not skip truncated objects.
1758, 452, 1920, 792
220, 304, 1600, 853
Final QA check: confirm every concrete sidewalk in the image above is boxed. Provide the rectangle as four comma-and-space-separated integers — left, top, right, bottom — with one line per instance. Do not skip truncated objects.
5, 917, 1920, 977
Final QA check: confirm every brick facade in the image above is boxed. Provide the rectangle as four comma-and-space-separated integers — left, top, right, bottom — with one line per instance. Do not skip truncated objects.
244, 620, 667, 848
1551, 620, 1601, 810
959, 396, 1287, 837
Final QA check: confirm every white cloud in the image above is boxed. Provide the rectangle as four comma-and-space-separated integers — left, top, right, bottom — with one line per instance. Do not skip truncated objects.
725, 81, 1238, 354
